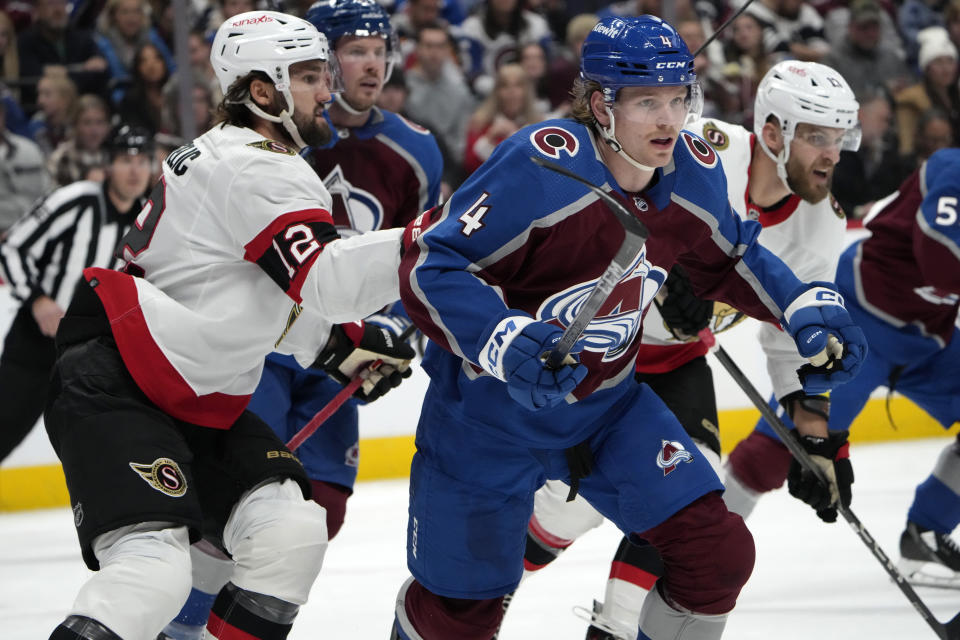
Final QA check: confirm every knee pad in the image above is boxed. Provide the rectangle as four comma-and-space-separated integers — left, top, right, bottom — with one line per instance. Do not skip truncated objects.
727, 430, 792, 494
72, 523, 192, 640
310, 479, 350, 540
223, 479, 328, 605
532, 479, 604, 543
639, 493, 754, 615
395, 576, 503, 640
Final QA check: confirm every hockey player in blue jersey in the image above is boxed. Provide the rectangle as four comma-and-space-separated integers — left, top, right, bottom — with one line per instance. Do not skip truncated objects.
392, 15, 868, 640
160, 2, 439, 638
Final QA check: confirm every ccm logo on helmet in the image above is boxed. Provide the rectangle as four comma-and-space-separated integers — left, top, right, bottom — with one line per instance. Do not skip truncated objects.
681, 132, 718, 169
656, 61, 685, 69
530, 126, 579, 160
232, 14, 274, 27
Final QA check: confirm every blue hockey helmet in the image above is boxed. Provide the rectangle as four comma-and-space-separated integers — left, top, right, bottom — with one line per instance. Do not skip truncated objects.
306, 0, 399, 88
306, 1, 398, 57
581, 15, 698, 102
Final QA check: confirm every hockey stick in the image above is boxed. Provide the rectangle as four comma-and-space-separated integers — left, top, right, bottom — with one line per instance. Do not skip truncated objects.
692, 0, 760, 57
286, 323, 418, 451
530, 156, 649, 368
699, 328, 960, 640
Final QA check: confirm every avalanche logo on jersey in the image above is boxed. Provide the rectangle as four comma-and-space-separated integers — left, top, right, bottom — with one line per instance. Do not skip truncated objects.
681, 132, 718, 169
129, 458, 188, 497
537, 246, 667, 362
323, 164, 385, 236
657, 440, 694, 476
530, 126, 579, 160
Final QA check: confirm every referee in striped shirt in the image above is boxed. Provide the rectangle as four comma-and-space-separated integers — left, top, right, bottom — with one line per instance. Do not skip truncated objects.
0, 124, 153, 464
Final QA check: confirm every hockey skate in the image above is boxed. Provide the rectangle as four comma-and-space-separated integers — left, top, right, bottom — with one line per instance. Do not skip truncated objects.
572, 600, 633, 640
898, 521, 960, 589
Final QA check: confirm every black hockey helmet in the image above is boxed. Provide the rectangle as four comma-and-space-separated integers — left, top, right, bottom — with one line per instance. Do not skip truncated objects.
107, 124, 155, 159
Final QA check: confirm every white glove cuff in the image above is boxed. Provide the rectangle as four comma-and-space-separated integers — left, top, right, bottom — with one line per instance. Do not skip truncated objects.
479, 315, 536, 381
783, 286, 845, 327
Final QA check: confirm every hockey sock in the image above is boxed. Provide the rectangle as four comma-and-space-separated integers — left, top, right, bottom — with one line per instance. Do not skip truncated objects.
162, 541, 236, 640
908, 440, 960, 533
523, 514, 574, 573
596, 537, 664, 634
206, 582, 298, 640
908, 475, 960, 534
49, 615, 122, 640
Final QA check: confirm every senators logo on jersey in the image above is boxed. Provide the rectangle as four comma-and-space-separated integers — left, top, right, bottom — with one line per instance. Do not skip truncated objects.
129, 458, 188, 497
700, 122, 730, 151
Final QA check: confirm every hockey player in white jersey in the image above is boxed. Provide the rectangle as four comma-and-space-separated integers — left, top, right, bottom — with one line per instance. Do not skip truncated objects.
505, 60, 862, 640
43, 11, 413, 640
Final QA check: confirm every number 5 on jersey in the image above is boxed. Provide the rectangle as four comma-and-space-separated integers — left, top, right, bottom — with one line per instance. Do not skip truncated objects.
936, 196, 957, 226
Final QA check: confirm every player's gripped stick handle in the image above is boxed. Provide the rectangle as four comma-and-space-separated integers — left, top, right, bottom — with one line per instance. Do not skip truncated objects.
698, 328, 960, 640
529, 156, 650, 370
286, 323, 419, 452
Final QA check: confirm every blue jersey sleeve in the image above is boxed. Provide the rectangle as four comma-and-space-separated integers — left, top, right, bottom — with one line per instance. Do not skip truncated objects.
667, 135, 804, 322
915, 148, 960, 293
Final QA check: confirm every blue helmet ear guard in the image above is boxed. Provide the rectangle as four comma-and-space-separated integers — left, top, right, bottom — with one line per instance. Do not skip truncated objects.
581, 15, 697, 101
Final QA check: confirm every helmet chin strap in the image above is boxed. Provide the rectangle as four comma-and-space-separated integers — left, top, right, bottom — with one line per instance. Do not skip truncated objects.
333, 92, 369, 117
756, 130, 793, 189
596, 105, 657, 173
244, 96, 308, 150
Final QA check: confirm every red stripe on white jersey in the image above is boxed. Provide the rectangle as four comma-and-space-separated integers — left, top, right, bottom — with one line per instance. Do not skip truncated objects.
85, 267, 251, 429
243, 208, 334, 303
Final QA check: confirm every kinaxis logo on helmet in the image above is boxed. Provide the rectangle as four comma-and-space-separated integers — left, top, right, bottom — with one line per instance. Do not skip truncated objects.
657, 440, 694, 476
537, 247, 668, 362
232, 14, 274, 27
129, 458, 188, 497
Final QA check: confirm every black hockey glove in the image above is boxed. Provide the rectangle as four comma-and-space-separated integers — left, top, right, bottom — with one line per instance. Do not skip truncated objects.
313, 322, 415, 402
659, 264, 713, 340
787, 429, 853, 523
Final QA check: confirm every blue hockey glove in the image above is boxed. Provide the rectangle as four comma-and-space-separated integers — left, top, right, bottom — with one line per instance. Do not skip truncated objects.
479, 315, 587, 411
783, 282, 867, 394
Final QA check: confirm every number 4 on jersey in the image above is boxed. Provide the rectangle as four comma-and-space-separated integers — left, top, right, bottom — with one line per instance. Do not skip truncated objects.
459, 192, 491, 237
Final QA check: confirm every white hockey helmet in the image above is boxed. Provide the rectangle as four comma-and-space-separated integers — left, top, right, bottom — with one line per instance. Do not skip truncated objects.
753, 61, 861, 184
211, 11, 332, 147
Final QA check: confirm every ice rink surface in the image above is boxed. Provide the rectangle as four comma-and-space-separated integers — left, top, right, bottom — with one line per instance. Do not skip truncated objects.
2, 438, 959, 640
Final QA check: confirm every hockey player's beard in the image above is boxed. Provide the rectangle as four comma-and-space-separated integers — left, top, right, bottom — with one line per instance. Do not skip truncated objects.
268, 93, 333, 148
292, 107, 334, 148
785, 154, 832, 204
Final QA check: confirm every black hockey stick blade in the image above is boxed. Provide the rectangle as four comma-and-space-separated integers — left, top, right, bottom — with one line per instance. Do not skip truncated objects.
700, 329, 960, 640
530, 156, 649, 369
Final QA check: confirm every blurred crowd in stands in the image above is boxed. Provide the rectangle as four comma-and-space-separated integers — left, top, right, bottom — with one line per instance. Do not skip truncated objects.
2, 0, 960, 231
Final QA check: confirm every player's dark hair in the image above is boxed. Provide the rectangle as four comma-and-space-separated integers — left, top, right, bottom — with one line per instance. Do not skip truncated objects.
570, 77, 602, 127
212, 71, 271, 129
